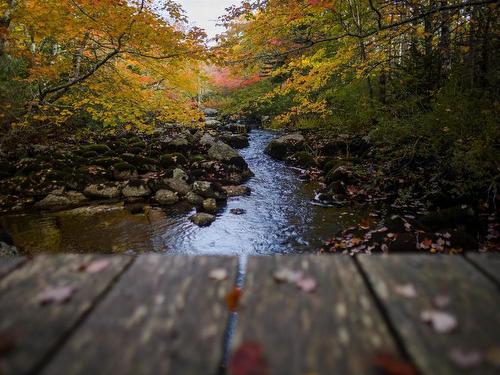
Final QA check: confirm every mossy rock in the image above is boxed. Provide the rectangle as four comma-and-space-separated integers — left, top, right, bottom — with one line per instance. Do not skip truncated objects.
124, 135, 142, 143
17, 158, 44, 176
190, 154, 206, 163
113, 162, 136, 172
89, 157, 122, 167
81, 151, 99, 158
322, 158, 344, 173
128, 146, 145, 155
80, 144, 111, 155
52, 159, 74, 170
103, 150, 118, 157
129, 140, 146, 149
325, 166, 351, 184
121, 154, 157, 173
160, 153, 187, 168
290, 151, 315, 168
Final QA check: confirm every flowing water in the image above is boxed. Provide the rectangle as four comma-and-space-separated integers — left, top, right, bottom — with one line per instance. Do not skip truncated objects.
0, 130, 369, 256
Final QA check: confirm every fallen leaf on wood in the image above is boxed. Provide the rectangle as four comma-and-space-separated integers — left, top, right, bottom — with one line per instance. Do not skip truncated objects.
272, 268, 303, 284
81, 259, 110, 274
420, 310, 457, 333
449, 348, 482, 368
226, 287, 242, 312
373, 353, 418, 375
394, 284, 417, 298
209, 268, 228, 281
296, 277, 317, 293
229, 341, 269, 375
37, 286, 75, 306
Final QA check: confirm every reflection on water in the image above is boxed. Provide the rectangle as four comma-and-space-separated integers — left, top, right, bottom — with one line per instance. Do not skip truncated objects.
0, 130, 369, 256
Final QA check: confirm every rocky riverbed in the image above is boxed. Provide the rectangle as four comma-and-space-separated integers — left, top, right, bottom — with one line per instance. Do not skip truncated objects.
0, 121, 254, 229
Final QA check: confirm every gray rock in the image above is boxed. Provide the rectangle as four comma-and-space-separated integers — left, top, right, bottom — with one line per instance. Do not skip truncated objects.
168, 136, 189, 148
208, 141, 248, 170
200, 133, 217, 147
220, 134, 249, 149
190, 212, 216, 227
0, 242, 19, 256
203, 108, 218, 116
164, 178, 191, 196
230, 208, 246, 215
202, 198, 218, 214
122, 184, 151, 198
193, 180, 213, 197
222, 185, 251, 197
83, 184, 121, 199
154, 189, 179, 205
205, 119, 222, 129
265, 133, 305, 160
186, 191, 204, 205
172, 168, 188, 181
35, 190, 87, 210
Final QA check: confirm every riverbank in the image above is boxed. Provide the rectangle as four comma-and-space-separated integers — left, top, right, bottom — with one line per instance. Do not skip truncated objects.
264, 130, 499, 253
0, 121, 254, 228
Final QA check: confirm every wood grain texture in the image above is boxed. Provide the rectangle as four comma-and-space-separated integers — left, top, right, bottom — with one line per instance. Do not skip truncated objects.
231, 255, 399, 375
359, 254, 500, 375
43, 255, 237, 375
0, 257, 28, 280
466, 253, 500, 286
0, 255, 132, 375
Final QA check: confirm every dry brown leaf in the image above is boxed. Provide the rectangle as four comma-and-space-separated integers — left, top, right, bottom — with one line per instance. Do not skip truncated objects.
272, 268, 303, 284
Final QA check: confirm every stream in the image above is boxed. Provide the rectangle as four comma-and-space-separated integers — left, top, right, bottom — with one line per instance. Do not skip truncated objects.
0, 130, 369, 256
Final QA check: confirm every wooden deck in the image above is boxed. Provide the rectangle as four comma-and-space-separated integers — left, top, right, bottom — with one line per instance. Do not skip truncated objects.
0, 254, 499, 375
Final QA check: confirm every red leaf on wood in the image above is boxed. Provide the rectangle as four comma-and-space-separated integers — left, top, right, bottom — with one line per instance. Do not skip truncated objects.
374, 354, 418, 375
229, 342, 269, 375
226, 287, 242, 312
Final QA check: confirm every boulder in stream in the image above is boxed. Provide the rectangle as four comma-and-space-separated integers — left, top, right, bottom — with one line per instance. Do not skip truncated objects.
154, 189, 179, 205
190, 212, 216, 227
265, 133, 305, 160
35, 190, 87, 210
83, 184, 121, 199
208, 141, 248, 170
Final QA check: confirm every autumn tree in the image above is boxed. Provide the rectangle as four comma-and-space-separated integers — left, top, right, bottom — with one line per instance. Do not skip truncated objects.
1, 0, 207, 131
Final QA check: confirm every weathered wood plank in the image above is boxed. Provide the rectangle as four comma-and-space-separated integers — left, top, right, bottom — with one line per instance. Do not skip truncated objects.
0, 255, 132, 375
466, 253, 500, 286
43, 255, 237, 375
0, 257, 28, 280
359, 254, 500, 375
231, 255, 399, 375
